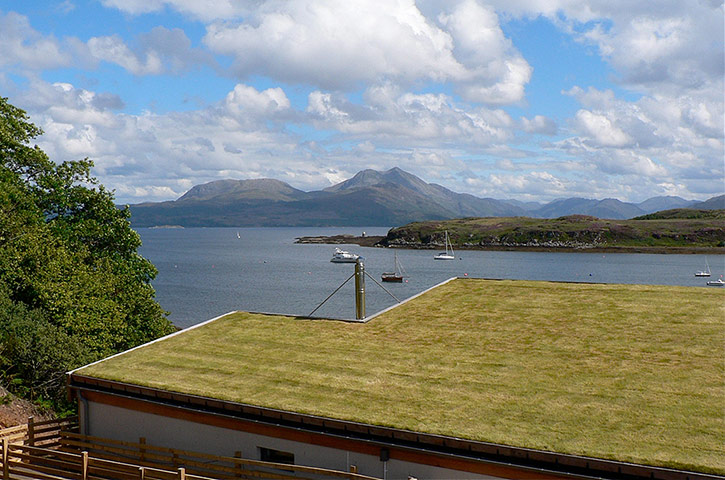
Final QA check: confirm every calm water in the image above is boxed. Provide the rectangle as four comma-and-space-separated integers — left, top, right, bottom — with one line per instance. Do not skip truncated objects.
137, 227, 725, 327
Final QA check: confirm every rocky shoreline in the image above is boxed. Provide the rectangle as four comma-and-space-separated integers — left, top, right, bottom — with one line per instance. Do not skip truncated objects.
295, 234, 724, 254
295, 234, 385, 247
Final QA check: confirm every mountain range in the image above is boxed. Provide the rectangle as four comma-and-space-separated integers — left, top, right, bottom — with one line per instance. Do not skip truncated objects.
127, 167, 724, 227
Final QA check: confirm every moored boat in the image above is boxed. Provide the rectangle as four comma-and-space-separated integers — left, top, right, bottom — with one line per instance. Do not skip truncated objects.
695, 258, 711, 277
330, 248, 360, 263
434, 230, 455, 260
382, 251, 407, 282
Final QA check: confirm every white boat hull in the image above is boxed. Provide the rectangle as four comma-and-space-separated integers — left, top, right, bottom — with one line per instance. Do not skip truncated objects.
330, 248, 359, 263
330, 258, 359, 263
434, 230, 455, 260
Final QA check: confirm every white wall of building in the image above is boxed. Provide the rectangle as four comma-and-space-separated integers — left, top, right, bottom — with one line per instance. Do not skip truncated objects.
82, 399, 505, 480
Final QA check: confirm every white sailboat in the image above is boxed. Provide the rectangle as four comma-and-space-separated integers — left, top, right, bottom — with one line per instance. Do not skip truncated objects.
695, 258, 711, 277
434, 231, 455, 260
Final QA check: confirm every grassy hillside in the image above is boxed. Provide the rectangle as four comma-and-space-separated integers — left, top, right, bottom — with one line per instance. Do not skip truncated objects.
382, 212, 725, 250
632, 209, 725, 220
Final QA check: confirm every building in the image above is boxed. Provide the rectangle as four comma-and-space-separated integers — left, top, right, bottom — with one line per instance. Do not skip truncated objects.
68, 278, 725, 480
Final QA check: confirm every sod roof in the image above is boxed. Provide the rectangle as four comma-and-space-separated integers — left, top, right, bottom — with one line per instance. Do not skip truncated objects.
76, 278, 725, 474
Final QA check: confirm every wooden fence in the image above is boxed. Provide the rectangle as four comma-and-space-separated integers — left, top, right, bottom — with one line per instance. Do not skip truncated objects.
0, 421, 379, 480
59, 432, 378, 480
0, 417, 78, 447
3, 442, 218, 480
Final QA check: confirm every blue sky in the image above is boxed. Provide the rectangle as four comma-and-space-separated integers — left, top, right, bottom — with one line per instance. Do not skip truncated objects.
1, 0, 722, 204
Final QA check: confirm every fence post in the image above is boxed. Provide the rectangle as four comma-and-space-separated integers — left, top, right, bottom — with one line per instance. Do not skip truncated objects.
139, 437, 146, 462
27, 417, 34, 447
177, 467, 186, 480
234, 451, 242, 478
3, 437, 8, 480
82, 451, 88, 480
139, 467, 146, 480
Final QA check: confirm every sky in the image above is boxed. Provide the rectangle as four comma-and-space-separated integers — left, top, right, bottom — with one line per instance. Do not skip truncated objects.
0, 0, 723, 205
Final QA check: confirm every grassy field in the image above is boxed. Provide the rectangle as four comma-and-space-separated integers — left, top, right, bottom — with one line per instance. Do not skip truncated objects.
78, 279, 725, 474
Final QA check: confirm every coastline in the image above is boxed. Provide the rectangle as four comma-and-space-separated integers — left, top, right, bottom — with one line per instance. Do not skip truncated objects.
295, 235, 725, 254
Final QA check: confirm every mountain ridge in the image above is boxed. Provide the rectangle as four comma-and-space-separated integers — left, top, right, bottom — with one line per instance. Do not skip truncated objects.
127, 168, 723, 227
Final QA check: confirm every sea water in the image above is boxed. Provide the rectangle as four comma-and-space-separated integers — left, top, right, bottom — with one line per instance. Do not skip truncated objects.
137, 227, 725, 327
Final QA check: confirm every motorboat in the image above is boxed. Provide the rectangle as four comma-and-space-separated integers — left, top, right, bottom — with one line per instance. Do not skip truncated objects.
433, 230, 455, 260
330, 248, 360, 263
706, 278, 724, 286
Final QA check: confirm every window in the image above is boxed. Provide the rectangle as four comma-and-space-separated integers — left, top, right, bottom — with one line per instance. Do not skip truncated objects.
259, 447, 295, 465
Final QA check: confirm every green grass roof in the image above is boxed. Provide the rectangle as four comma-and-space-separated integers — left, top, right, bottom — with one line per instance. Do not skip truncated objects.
77, 279, 725, 474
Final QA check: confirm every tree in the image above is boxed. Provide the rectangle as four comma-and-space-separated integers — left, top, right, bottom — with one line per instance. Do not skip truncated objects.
0, 97, 175, 408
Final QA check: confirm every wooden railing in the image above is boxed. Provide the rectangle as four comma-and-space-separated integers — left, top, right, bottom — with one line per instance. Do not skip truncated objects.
3, 442, 218, 480
0, 417, 78, 447
0, 421, 379, 480
59, 432, 379, 480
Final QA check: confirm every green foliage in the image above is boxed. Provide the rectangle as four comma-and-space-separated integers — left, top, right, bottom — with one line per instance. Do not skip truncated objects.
632, 208, 725, 220
386, 214, 725, 249
0, 96, 175, 409
0, 288, 89, 410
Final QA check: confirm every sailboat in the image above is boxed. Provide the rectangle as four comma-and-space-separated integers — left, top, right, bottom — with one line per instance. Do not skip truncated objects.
433, 231, 455, 260
382, 251, 407, 282
695, 258, 711, 277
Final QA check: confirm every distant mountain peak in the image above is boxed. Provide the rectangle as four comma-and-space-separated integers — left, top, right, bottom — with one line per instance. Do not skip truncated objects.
127, 166, 723, 227
324, 167, 434, 195
178, 178, 306, 202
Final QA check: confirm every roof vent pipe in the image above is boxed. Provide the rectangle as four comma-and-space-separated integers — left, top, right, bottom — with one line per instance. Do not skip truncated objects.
355, 258, 366, 320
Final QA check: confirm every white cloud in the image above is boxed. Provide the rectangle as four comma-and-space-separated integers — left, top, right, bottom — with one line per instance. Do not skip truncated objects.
485, 170, 573, 199
87, 29, 211, 76
0, 12, 71, 70
581, 8, 723, 93
224, 84, 290, 117
439, 0, 532, 104
204, 0, 464, 91
202, 0, 530, 105
520, 115, 557, 135
307, 85, 515, 146
88, 35, 163, 75
137, 27, 214, 73
307, 92, 350, 122
18, 82, 122, 127
489, 0, 723, 96
19, 81, 300, 201
554, 83, 722, 195
0, 11, 211, 77
100, 0, 246, 22
3, 1, 722, 204
18, 75, 721, 204
574, 110, 632, 147
564, 85, 724, 152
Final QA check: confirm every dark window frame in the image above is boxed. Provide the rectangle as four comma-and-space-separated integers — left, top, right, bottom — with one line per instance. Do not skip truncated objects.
258, 447, 295, 465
